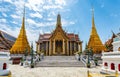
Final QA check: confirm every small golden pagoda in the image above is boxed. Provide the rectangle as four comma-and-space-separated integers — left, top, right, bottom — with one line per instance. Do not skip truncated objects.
10, 7, 30, 54
88, 9, 105, 54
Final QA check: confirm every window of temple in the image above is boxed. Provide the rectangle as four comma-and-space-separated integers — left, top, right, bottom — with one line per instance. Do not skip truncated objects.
118, 47, 120, 51
104, 62, 108, 66
118, 64, 120, 71
111, 63, 115, 70
3, 63, 7, 70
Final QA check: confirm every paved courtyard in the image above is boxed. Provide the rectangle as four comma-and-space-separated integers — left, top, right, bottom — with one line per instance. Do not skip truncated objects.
9, 64, 101, 77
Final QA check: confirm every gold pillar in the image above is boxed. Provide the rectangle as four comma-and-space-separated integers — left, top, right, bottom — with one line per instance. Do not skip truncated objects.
73, 42, 74, 55
53, 39, 56, 54
78, 42, 81, 52
46, 42, 48, 56
80, 42, 82, 52
49, 40, 52, 56
38, 44, 40, 53
67, 41, 69, 56
77, 42, 79, 51
36, 44, 38, 51
38, 43, 41, 51
78, 43, 80, 52
74, 42, 76, 52
70, 42, 72, 55
63, 39, 65, 54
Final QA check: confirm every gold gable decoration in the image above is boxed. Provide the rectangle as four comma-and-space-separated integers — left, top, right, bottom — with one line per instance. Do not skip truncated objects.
10, 6, 30, 54
50, 14, 69, 40
88, 9, 105, 54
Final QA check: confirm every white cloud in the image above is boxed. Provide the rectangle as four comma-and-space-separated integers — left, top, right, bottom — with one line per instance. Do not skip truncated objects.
43, 5, 63, 10
0, 7, 10, 12
30, 12, 42, 18
110, 13, 118, 17
48, 11, 56, 17
13, 0, 24, 9
2, 13, 7, 17
69, 21, 75, 25
12, 21, 18, 24
47, 18, 54, 21
26, 18, 56, 27
4, 0, 13, 3
26, 0, 44, 11
26, 18, 36, 25
11, 14, 20, 19
0, 19, 7, 23
62, 20, 75, 26
27, 0, 44, 5
55, 0, 66, 5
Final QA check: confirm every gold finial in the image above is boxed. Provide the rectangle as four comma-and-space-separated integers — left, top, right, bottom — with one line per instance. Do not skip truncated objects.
21, 4, 25, 30
23, 4, 25, 18
92, 7, 95, 28
56, 13, 61, 26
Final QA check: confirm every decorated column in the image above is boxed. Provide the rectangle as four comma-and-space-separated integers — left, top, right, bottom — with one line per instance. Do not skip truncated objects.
63, 39, 65, 54
46, 42, 48, 56
67, 40, 69, 55
53, 39, 56, 54
49, 40, 52, 56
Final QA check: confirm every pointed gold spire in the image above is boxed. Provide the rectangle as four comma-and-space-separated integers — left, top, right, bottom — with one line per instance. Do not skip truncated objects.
10, 5, 30, 54
56, 13, 61, 27
88, 8, 106, 54
91, 8, 97, 36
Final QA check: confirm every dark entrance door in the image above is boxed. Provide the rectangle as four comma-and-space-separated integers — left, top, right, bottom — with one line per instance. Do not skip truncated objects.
55, 40, 62, 55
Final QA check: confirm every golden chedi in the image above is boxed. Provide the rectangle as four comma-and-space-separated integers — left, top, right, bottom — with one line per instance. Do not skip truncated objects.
88, 9, 106, 54
10, 7, 30, 54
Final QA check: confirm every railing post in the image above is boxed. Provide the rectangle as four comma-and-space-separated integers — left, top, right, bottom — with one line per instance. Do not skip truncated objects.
8, 71, 11, 77
116, 70, 118, 77
87, 70, 90, 77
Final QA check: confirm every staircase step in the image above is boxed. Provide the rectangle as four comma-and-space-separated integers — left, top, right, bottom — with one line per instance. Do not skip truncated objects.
36, 56, 85, 67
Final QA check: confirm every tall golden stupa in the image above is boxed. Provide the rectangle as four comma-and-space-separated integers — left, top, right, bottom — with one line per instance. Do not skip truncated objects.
88, 9, 105, 54
10, 7, 30, 54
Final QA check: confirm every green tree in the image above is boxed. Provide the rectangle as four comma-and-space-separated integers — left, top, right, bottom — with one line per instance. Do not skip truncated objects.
30, 43, 34, 68
24, 48, 28, 60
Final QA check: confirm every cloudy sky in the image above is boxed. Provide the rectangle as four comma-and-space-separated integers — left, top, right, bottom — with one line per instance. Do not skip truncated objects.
0, 0, 120, 50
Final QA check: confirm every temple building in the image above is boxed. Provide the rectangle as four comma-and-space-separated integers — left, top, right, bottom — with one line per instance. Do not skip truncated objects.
102, 32, 120, 73
0, 30, 16, 51
104, 32, 116, 52
36, 14, 82, 56
10, 7, 30, 54
88, 9, 106, 54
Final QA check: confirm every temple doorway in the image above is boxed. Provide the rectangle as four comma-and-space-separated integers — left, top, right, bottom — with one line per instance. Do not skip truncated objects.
55, 40, 62, 55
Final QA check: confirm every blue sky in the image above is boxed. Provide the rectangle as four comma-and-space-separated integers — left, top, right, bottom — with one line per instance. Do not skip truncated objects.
0, 0, 120, 50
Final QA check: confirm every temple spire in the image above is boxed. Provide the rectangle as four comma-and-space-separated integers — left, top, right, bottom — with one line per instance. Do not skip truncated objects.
91, 8, 97, 36
21, 4, 25, 36
88, 8, 105, 54
10, 5, 30, 54
56, 13, 61, 27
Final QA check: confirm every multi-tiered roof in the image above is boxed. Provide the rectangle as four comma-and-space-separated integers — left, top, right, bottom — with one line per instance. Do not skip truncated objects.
10, 7, 30, 54
88, 9, 106, 53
